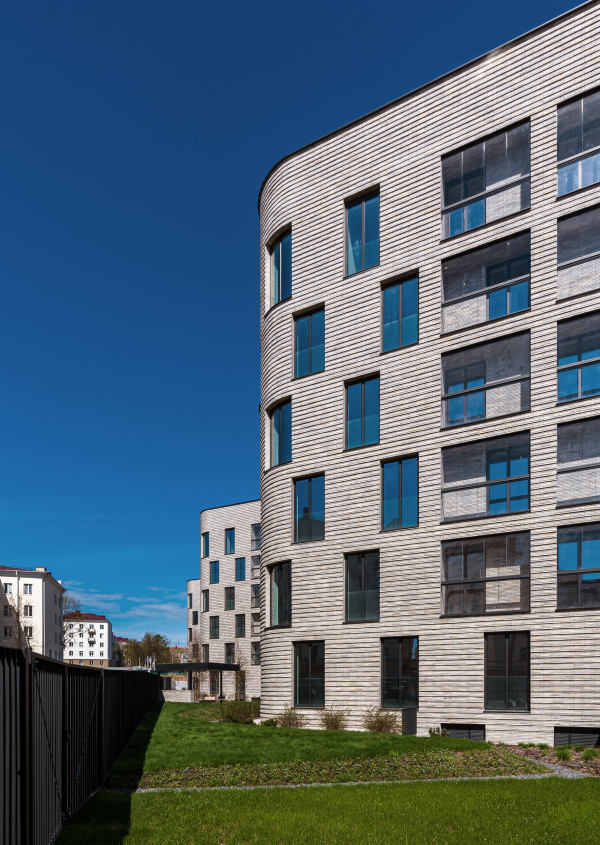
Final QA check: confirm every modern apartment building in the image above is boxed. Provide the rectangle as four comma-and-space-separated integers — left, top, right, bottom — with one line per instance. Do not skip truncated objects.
64, 612, 113, 667
199, 500, 261, 699
187, 577, 201, 649
258, 1, 600, 743
0, 565, 65, 659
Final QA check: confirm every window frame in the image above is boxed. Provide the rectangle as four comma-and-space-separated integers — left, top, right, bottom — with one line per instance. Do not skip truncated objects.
381, 455, 419, 531
294, 640, 325, 708
251, 583, 260, 609
381, 275, 419, 353
557, 88, 600, 197
293, 473, 325, 543
557, 310, 600, 403
235, 613, 246, 638
251, 523, 262, 551
269, 561, 292, 628
345, 374, 380, 450
225, 586, 235, 611
269, 398, 292, 467
484, 631, 530, 712
225, 528, 235, 555
202, 532, 209, 558
557, 522, 600, 610
209, 561, 219, 584
209, 616, 219, 639
251, 641, 261, 665
202, 590, 209, 612
345, 550, 380, 623
380, 636, 419, 710
294, 306, 325, 379
269, 228, 292, 308
344, 189, 380, 277
235, 557, 246, 581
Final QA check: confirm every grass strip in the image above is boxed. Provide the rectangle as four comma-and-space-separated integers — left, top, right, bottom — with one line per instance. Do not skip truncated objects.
106, 747, 547, 789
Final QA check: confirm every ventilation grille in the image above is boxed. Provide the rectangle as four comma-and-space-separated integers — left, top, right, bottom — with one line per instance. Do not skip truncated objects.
554, 727, 600, 748
442, 724, 485, 741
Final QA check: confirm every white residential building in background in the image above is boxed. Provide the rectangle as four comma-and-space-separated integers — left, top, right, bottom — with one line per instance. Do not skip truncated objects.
0, 565, 65, 659
64, 612, 113, 667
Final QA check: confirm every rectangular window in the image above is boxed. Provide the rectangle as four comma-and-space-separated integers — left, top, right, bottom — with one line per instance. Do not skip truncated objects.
442, 531, 530, 615
251, 612, 260, 637
4, 627, 12, 637
382, 278, 418, 351
381, 637, 419, 709
558, 90, 600, 195
251, 555, 261, 580
235, 557, 246, 581
202, 532, 210, 558
270, 400, 292, 466
557, 417, 600, 505
210, 561, 219, 584
558, 523, 600, 608
442, 332, 530, 427
225, 587, 235, 611
23, 584, 33, 594
270, 562, 291, 627
294, 641, 324, 707
270, 230, 292, 306
202, 590, 209, 612
192, 611, 198, 625
558, 311, 600, 402
225, 528, 235, 554
225, 643, 235, 664
188, 593, 193, 609
382, 457, 418, 530
24, 605, 32, 617
251, 641, 261, 665
346, 552, 379, 621
557, 205, 600, 299
3, 606, 9, 616
251, 584, 260, 609
294, 474, 325, 542
210, 670, 219, 695
4, 584, 12, 594
25, 627, 33, 639
441, 432, 530, 521
442, 232, 530, 333
251, 523, 262, 551
295, 308, 325, 377
188, 628, 192, 642
346, 376, 380, 449
442, 122, 530, 239
346, 192, 379, 275
235, 614, 246, 638
485, 632, 529, 711
209, 617, 219, 639
202, 644, 209, 662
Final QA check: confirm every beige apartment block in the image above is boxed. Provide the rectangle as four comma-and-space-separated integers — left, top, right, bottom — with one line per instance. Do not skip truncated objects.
258, 1, 600, 743
198, 500, 261, 699
64, 612, 113, 667
0, 565, 65, 659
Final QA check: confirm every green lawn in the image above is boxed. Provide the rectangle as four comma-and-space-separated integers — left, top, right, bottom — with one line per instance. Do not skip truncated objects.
109, 702, 490, 777
59, 778, 600, 845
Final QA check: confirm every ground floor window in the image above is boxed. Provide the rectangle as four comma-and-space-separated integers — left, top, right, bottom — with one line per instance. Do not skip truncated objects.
381, 637, 419, 708
485, 632, 529, 711
294, 641, 324, 708
209, 670, 219, 696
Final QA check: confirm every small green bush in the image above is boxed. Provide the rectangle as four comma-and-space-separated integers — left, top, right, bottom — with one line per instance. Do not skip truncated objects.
428, 726, 449, 738
362, 707, 399, 734
555, 747, 572, 762
537, 743, 550, 750
581, 748, 599, 762
574, 744, 586, 753
261, 718, 278, 727
319, 708, 348, 731
276, 706, 306, 729
219, 700, 260, 723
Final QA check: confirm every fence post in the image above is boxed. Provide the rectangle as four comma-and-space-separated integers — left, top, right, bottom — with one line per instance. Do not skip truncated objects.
63, 662, 69, 819
24, 649, 32, 845
99, 669, 105, 783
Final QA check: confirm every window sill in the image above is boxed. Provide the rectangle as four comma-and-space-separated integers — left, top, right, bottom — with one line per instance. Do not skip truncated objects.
440, 206, 530, 243
294, 706, 325, 710
483, 710, 530, 714
555, 605, 600, 612
556, 289, 600, 304
343, 263, 380, 281
440, 307, 531, 338
441, 509, 531, 524
440, 407, 529, 432
555, 397, 600, 408
556, 498, 600, 508
264, 625, 292, 631
379, 340, 419, 357
440, 609, 530, 618
343, 442, 380, 453
264, 296, 292, 319
380, 524, 419, 533
343, 618, 380, 624
292, 369, 325, 382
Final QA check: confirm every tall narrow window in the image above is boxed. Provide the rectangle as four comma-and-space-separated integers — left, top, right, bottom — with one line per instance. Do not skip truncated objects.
485, 632, 529, 711
557, 205, 600, 299
209, 561, 219, 584
294, 474, 325, 542
346, 376, 380, 449
251, 584, 260, 609
192, 611, 198, 625
382, 278, 418, 351
271, 562, 291, 627
202, 532, 210, 558
251, 612, 260, 636
235, 614, 246, 637
346, 552, 379, 622
295, 308, 325, 377
225, 587, 235, 611
225, 528, 235, 554
202, 590, 209, 612
270, 230, 292, 306
251, 642, 261, 665
557, 417, 600, 505
270, 400, 292, 466
442, 532, 530, 615
442, 122, 530, 238
235, 557, 246, 581
251, 555, 261, 580
441, 433, 530, 521
557, 312, 600, 402
251, 523, 262, 551
381, 637, 419, 708
202, 644, 209, 662
558, 524, 600, 609
442, 332, 530, 427
225, 643, 235, 664
209, 617, 219, 639
346, 192, 380, 275
295, 641, 325, 707
188, 593, 193, 609
382, 457, 418, 530
558, 90, 600, 196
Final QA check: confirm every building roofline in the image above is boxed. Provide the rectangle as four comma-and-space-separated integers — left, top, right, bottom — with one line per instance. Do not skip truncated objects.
257, 0, 598, 213
199, 497, 260, 518
0, 565, 65, 591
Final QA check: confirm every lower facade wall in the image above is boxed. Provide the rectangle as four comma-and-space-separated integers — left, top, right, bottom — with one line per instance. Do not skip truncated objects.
196, 664, 261, 700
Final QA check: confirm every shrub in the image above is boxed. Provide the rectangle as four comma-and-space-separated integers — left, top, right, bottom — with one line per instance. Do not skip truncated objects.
276, 706, 306, 729
362, 707, 399, 734
555, 747, 572, 762
581, 748, 599, 762
428, 726, 449, 737
261, 718, 278, 727
219, 700, 260, 723
319, 708, 348, 731
574, 744, 586, 753
537, 743, 550, 750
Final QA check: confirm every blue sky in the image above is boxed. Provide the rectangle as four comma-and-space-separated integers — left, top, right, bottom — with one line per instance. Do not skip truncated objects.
0, 0, 577, 644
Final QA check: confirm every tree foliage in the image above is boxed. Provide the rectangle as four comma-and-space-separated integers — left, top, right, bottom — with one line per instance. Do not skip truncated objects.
122, 632, 171, 666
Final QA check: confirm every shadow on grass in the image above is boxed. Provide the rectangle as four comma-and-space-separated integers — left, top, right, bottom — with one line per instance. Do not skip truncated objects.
57, 702, 164, 845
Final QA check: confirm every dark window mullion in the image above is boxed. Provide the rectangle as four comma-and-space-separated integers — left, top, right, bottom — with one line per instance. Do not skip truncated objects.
307, 477, 312, 541
361, 200, 365, 271
361, 555, 365, 619
504, 634, 509, 710
361, 382, 365, 446
308, 313, 312, 374
398, 282, 403, 347
398, 461, 402, 528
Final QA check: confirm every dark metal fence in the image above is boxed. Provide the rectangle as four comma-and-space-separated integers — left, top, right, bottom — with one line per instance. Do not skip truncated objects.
1, 647, 158, 845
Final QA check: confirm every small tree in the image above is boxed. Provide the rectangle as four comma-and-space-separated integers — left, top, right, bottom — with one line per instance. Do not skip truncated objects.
3, 593, 36, 649
61, 593, 82, 645
123, 632, 171, 666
